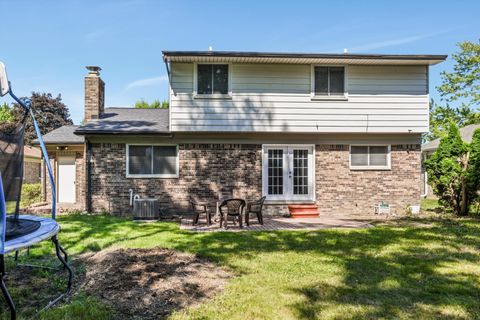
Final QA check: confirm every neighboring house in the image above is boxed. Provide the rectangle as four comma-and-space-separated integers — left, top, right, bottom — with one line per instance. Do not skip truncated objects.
40, 51, 446, 216
421, 123, 480, 197
38, 125, 84, 207
23, 146, 41, 184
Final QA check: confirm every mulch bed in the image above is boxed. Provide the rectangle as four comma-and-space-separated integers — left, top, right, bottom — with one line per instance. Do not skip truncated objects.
78, 248, 231, 319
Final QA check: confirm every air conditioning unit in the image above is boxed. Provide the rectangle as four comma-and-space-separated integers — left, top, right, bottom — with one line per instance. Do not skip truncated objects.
133, 198, 159, 220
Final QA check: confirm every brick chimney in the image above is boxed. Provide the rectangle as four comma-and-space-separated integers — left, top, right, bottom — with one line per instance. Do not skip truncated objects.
84, 66, 105, 121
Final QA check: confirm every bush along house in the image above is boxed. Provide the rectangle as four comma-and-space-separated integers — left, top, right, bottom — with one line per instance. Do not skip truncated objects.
39, 51, 446, 217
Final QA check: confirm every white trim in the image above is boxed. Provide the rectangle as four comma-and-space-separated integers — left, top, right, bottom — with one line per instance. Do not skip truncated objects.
262, 144, 315, 202
193, 62, 232, 97
126, 144, 179, 178
310, 64, 348, 100
349, 144, 391, 170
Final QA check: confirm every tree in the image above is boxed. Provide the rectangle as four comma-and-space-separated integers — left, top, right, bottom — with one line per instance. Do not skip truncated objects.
134, 99, 169, 109
0, 102, 14, 122
9, 92, 73, 144
468, 129, 480, 206
425, 123, 480, 215
426, 99, 480, 142
426, 40, 480, 142
437, 40, 480, 109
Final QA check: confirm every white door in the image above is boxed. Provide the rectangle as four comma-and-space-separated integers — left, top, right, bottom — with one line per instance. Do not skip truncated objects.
262, 145, 314, 201
58, 156, 76, 203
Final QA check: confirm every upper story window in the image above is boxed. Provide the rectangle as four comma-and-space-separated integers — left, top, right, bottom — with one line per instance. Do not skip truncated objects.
350, 145, 391, 170
314, 66, 345, 96
197, 64, 229, 95
127, 145, 179, 178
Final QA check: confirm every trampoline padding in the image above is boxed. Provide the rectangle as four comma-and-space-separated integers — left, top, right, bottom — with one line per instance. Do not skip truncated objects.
6, 217, 41, 241
4, 215, 60, 254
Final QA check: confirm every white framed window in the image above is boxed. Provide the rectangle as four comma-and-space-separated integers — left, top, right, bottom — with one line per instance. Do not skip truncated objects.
350, 145, 391, 170
193, 63, 231, 98
311, 65, 347, 100
262, 144, 315, 202
126, 144, 179, 178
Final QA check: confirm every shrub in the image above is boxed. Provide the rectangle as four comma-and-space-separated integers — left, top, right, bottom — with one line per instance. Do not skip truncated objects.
21, 183, 42, 207
425, 124, 480, 215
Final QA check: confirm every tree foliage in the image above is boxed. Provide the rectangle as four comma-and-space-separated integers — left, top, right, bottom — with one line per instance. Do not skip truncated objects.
0, 102, 14, 122
426, 40, 480, 142
425, 123, 480, 215
0, 92, 73, 144
134, 99, 169, 109
426, 99, 480, 142
437, 40, 480, 108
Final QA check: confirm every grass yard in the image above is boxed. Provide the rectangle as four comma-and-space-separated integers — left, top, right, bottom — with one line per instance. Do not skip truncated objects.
0, 213, 479, 319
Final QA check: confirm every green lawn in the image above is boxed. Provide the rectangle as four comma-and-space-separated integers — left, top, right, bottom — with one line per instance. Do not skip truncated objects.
1, 214, 479, 319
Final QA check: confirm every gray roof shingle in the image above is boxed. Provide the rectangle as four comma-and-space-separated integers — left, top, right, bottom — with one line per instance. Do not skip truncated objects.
422, 123, 480, 152
35, 125, 84, 145
75, 108, 170, 135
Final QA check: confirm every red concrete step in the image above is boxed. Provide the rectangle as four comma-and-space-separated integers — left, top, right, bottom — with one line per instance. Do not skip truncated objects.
288, 204, 319, 218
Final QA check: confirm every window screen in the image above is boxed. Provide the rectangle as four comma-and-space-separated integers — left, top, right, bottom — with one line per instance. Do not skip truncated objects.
369, 146, 388, 166
128, 145, 178, 176
197, 64, 228, 94
350, 146, 369, 166
350, 146, 389, 168
128, 146, 152, 175
153, 146, 177, 175
314, 66, 345, 95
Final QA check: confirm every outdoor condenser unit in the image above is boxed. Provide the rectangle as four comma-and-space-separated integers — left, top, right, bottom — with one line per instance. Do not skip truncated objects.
133, 198, 159, 220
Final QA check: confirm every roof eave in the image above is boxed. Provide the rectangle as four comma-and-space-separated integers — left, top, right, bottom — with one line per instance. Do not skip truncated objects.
162, 51, 448, 66
74, 130, 171, 136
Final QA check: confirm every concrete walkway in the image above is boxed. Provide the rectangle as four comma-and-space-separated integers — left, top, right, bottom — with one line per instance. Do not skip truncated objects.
181, 216, 374, 232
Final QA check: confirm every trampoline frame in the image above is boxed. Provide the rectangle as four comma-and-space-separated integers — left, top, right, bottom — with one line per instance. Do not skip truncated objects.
0, 72, 73, 320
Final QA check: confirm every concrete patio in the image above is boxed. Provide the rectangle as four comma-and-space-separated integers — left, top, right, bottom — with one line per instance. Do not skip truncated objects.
180, 216, 375, 232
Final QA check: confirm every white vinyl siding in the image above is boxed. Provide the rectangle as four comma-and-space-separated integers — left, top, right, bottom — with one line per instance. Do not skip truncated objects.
170, 63, 429, 133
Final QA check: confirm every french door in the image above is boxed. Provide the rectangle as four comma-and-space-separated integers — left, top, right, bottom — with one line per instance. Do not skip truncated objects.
262, 145, 315, 201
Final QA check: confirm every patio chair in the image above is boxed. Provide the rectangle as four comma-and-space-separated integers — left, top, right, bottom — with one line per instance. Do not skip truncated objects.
189, 198, 211, 226
245, 196, 266, 226
219, 198, 246, 229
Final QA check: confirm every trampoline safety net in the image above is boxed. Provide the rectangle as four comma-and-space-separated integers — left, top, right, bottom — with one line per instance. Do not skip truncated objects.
0, 113, 41, 243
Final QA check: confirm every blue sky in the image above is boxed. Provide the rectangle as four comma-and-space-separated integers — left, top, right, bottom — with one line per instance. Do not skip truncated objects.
1, 0, 479, 124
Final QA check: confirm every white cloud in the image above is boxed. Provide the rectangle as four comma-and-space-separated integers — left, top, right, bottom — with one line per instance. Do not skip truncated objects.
125, 75, 168, 90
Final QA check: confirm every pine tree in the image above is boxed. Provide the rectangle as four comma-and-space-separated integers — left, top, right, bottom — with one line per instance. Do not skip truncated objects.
425, 123, 469, 215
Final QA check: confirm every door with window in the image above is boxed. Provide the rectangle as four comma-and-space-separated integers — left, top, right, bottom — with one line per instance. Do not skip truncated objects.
262, 145, 314, 201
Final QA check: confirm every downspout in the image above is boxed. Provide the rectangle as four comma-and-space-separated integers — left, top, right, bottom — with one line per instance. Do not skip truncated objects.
86, 138, 93, 213
421, 152, 428, 198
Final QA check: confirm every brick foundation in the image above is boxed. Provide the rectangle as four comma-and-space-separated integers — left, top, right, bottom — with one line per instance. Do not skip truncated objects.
87, 143, 421, 217
89, 143, 262, 216
316, 144, 421, 216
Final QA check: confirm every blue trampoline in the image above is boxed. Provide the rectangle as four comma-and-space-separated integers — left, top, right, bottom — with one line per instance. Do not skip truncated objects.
0, 62, 72, 320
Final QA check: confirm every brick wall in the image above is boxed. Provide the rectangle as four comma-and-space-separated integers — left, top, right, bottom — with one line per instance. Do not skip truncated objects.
316, 144, 421, 216
24, 161, 41, 184
88, 142, 421, 217
89, 143, 262, 216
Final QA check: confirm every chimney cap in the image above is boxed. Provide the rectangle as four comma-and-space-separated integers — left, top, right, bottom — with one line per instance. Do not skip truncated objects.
86, 66, 102, 75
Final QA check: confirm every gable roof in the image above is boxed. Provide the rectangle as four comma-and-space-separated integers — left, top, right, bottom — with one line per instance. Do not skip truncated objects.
75, 107, 170, 135
35, 125, 84, 145
422, 123, 480, 152
163, 50, 447, 65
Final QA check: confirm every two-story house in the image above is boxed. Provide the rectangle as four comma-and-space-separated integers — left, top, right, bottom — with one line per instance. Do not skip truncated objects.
39, 51, 446, 216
